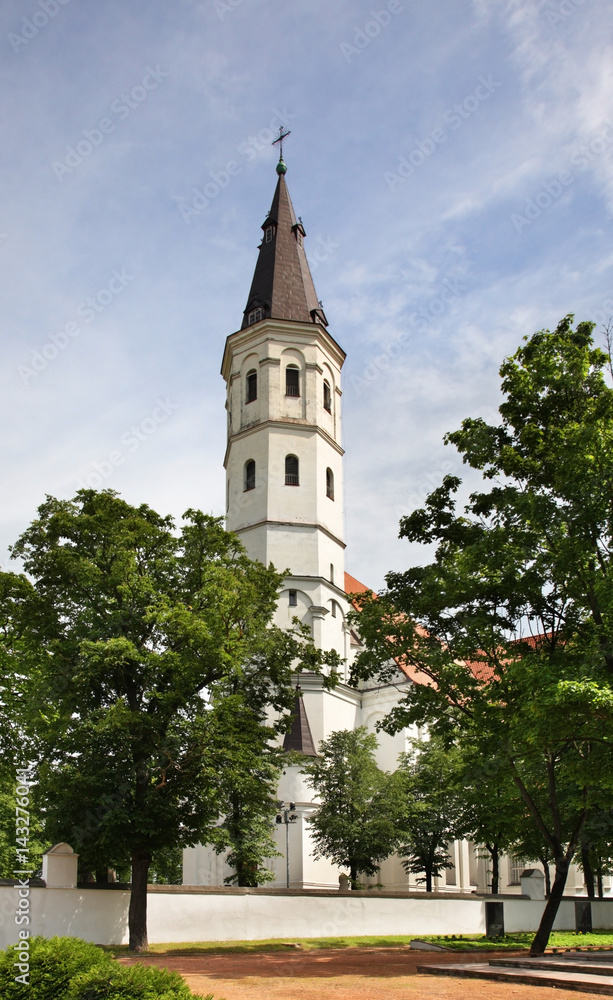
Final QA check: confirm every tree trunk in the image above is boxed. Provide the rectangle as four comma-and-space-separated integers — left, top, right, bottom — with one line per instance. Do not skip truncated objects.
539, 856, 551, 898
529, 856, 569, 956
490, 844, 499, 894
581, 844, 595, 899
597, 866, 604, 899
129, 849, 152, 952
350, 863, 358, 888
425, 868, 433, 893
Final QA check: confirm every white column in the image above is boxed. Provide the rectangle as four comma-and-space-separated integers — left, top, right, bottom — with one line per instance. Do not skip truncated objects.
458, 839, 472, 893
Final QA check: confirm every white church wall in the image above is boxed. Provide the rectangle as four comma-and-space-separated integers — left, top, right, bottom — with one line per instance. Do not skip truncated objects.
4, 884, 613, 949
359, 674, 415, 773
316, 532, 346, 593
182, 843, 235, 888
265, 524, 320, 577
313, 684, 361, 747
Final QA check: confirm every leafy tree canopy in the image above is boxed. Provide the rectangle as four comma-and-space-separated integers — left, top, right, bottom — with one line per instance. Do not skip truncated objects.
396, 736, 465, 892
202, 694, 284, 886
349, 317, 613, 954
2, 490, 339, 949
303, 727, 405, 886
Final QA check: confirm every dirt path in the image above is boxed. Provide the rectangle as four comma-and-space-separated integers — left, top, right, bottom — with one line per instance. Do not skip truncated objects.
123, 947, 604, 1000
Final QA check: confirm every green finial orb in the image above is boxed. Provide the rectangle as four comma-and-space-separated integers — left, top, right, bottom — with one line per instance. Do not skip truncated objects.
276, 156, 287, 175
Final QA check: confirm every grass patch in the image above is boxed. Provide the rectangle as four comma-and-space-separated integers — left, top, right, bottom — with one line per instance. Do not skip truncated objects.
384, 930, 613, 953
108, 936, 416, 956
106, 929, 613, 957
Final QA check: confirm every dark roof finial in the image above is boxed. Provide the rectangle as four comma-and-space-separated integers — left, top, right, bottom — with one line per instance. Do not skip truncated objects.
272, 125, 291, 175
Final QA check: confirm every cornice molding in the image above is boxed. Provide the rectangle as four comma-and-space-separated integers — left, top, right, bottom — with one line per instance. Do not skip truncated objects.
233, 519, 346, 550
221, 318, 346, 380
223, 419, 344, 466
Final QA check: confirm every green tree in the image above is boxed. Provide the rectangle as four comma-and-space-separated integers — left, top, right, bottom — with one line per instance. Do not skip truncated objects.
576, 809, 613, 899
350, 317, 613, 955
0, 573, 46, 879
303, 727, 404, 886
459, 740, 527, 894
203, 694, 283, 886
396, 737, 464, 892
5, 490, 338, 950
0, 766, 46, 880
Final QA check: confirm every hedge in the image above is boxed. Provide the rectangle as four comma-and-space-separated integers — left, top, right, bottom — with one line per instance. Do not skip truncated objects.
0, 936, 212, 999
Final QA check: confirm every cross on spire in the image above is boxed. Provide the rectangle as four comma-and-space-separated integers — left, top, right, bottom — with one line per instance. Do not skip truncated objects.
272, 126, 291, 162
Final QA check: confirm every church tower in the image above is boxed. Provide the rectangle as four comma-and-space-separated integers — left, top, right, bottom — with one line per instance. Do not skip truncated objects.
221, 155, 352, 668
183, 150, 418, 890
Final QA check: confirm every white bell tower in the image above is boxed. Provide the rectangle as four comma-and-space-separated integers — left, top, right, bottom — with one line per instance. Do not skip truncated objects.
221, 156, 351, 668
185, 155, 416, 890
197, 153, 370, 890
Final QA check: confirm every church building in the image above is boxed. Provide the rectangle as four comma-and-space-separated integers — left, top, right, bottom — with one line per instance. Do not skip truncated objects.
182, 152, 593, 897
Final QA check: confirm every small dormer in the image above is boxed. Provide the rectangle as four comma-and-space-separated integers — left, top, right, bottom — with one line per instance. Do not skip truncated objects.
262, 222, 277, 245
247, 306, 264, 326
243, 300, 268, 328
310, 306, 328, 327
291, 219, 306, 248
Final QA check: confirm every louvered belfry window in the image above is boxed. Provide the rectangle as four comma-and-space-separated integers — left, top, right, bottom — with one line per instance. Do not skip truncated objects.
323, 380, 332, 412
285, 365, 300, 397
246, 370, 257, 403
285, 455, 299, 486
244, 460, 256, 492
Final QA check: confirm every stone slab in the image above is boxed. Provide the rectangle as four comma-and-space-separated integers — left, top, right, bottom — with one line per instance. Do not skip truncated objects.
419, 960, 613, 994
491, 956, 613, 977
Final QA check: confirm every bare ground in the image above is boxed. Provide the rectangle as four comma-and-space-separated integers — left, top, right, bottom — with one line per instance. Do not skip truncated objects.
122, 947, 604, 1000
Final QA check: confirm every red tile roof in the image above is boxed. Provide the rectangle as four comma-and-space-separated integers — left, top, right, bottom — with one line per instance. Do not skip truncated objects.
344, 571, 371, 595
344, 571, 433, 686
343, 574, 551, 694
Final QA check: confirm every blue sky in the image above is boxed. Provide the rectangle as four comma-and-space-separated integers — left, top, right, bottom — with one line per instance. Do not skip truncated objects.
1, 0, 612, 591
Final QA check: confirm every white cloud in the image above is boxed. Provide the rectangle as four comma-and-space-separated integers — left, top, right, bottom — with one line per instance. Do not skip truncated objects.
1, 0, 613, 592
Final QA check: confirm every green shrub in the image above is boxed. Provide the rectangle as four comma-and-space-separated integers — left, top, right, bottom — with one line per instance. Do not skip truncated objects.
66, 961, 213, 999
0, 936, 113, 999
0, 935, 212, 1000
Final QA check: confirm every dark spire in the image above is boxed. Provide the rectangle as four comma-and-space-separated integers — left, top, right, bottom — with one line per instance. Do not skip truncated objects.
241, 164, 328, 330
283, 686, 317, 757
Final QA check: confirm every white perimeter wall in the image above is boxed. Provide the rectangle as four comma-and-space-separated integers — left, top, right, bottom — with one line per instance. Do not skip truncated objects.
1, 887, 612, 949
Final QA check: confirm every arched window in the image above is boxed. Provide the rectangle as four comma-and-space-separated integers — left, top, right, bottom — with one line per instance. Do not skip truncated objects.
246, 369, 257, 403
244, 460, 256, 492
285, 365, 300, 397
323, 380, 332, 412
326, 468, 334, 500
285, 454, 299, 486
